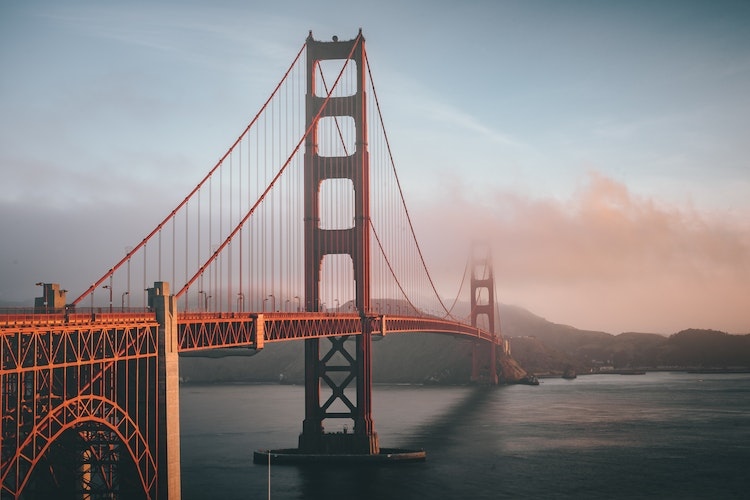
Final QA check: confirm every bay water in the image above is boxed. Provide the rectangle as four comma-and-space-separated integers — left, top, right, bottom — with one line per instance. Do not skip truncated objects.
180, 372, 750, 499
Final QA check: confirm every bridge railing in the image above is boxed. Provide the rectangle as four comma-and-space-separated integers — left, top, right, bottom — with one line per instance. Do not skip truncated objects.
0, 309, 155, 328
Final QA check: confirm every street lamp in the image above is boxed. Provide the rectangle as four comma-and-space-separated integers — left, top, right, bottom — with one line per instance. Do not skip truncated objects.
268, 294, 276, 312
121, 291, 129, 310
237, 292, 245, 312
102, 285, 113, 313
294, 295, 301, 312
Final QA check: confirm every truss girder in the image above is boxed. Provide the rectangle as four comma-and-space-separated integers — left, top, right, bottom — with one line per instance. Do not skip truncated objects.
177, 313, 256, 352
262, 313, 363, 342
1, 320, 157, 373
173, 312, 501, 351
373, 316, 502, 345
1, 317, 159, 499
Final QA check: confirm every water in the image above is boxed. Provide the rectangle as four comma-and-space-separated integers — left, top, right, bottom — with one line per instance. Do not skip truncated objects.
179, 373, 750, 499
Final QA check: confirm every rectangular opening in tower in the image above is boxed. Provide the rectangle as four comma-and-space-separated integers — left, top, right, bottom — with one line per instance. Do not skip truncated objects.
474, 287, 490, 307
314, 59, 358, 98
474, 313, 491, 332
320, 254, 355, 312
473, 264, 489, 280
319, 178, 354, 230
317, 116, 356, 157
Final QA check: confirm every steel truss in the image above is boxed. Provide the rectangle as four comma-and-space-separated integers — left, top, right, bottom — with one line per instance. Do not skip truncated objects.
1, 317, 159, 499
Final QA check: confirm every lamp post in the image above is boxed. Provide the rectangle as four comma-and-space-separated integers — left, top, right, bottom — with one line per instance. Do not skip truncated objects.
294, 295, 301, 312
121, 291, 129, 310
237, 292, 245, 312
102, 285, 113, 313
268, 294, 276, 312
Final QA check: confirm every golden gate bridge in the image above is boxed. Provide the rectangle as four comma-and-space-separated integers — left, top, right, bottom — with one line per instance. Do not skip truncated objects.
1, 31, 507, 499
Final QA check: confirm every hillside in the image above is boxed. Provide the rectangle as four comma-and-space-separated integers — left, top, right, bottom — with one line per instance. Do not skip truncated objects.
501, 305, 750, 374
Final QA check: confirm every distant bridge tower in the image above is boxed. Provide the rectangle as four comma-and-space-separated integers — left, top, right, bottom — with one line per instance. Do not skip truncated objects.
300, 31, 378, 454
470, 241, 499, 384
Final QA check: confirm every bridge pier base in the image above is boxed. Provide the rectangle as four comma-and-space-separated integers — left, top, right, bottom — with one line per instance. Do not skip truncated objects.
298, 431, 379, 455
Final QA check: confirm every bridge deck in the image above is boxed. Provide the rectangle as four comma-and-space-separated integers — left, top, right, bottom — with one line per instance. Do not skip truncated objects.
1, 311, 501, 356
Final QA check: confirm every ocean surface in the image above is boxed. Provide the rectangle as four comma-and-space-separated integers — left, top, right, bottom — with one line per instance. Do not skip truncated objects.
179, 372, 750, 499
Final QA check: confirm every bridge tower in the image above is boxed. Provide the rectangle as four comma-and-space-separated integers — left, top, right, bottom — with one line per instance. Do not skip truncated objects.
470, 242, 499, 384
299, 31, 378, 454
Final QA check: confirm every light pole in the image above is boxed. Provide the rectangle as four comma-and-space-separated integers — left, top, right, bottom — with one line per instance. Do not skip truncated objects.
294, 295, 301, 312
237, 292, 245, 312
102, 285, 113, 313
268, 294, 276, 312
121, 291, 129, 310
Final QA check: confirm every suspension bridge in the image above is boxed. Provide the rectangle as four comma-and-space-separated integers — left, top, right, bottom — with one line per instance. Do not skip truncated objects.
1, 31, 509, 499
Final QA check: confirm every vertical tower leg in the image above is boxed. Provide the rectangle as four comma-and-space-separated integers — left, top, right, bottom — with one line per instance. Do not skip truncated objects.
151, 282, 182, 498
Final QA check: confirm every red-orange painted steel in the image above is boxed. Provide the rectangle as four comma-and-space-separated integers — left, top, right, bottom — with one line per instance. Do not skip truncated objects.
1, 316, 160, 498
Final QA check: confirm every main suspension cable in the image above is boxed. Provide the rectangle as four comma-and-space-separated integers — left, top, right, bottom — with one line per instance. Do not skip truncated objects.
365, 50, 461, 321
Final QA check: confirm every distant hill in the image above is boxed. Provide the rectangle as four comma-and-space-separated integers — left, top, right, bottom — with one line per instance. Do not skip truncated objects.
178, 304, 750, 383
500, 305, 750, 374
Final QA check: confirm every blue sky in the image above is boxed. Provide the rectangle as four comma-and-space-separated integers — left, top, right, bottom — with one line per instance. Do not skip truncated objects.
1, 0, 748, 333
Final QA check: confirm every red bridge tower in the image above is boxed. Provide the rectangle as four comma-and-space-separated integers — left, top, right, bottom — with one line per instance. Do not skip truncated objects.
299, 30, 378, 455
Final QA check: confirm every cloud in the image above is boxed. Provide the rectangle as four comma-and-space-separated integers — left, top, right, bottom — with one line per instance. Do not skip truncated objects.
412, 171, 750, 333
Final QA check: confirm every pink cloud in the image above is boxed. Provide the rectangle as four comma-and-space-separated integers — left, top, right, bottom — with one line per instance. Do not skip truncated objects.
412, 172, 750, 334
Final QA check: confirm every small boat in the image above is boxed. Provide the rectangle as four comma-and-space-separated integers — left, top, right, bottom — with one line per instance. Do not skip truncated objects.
562, 367, 577, 379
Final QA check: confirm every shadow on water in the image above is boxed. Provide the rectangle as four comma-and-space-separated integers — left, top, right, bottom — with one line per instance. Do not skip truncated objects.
294, 385, 506, 500
402, 385, 501, 452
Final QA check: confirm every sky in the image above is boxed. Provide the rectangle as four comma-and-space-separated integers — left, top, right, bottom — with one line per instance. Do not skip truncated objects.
1, 0, 749, 334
